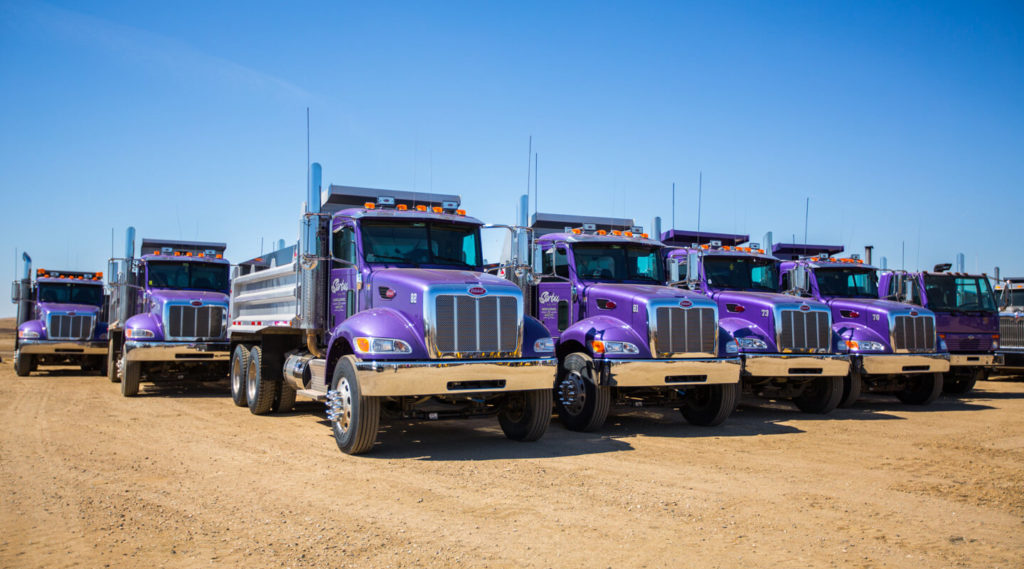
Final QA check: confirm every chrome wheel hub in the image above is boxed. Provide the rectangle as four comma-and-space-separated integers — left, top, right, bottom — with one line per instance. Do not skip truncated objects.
557, 370, 587, 415
326, 378, 353, 433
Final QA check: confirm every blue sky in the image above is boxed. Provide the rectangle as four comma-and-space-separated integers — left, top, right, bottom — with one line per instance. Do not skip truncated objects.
1, 0, 1022, 316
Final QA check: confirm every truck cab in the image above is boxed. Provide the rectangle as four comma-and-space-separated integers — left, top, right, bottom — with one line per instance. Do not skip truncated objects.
511, 213, 741, 431
106, 230, 232, 396
995, 278, 1024, 371
879, 267, 1002, 394
227, 164, 556, 455
10, 254, 109, 376
661, 231, 850, 414
778, 248, 948, 407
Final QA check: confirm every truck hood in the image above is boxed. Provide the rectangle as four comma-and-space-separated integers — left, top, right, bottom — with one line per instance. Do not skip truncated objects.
826, 298, 924, 342
584, 283, 695, 305
37, 302, 101, 317
369, 268, 516, 292
711, 290, 822, 311
147, 289, 230, 312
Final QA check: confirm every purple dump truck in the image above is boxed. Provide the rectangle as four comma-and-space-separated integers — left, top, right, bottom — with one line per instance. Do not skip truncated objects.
776, 245, 949, 407
661, 231, 850, 413
106, 228, 231, 396
995, 278, 1024, 371
879, 266, 1002, 394
11, 254, 109, 376
227, 164, 556, 455
504, 213, 741, 430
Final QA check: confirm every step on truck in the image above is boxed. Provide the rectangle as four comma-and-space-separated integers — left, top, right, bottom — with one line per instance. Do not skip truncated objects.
10, 254, 109, 376
227, 164, 557, 455
995, 278, 1024, 372
106, 228, 232, 396
776, 246, 949, 406
661, 231, 850, 414
503, 213, 741, 430
880, 265, 1002, 394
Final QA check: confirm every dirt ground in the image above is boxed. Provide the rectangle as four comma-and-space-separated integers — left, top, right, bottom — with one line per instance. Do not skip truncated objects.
0, 318, 1022, 569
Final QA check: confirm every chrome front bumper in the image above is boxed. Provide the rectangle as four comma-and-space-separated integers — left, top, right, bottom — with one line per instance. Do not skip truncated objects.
949, 353, 1004, 367
17, 340, 107, 356
597, 357, 741, 387
742, 354, 850, 377
354, 357, 557, 397
124, 340, 231, 363
857, 353, 950, 375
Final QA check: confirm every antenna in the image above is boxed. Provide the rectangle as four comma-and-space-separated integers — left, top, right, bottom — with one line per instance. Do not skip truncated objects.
696, 171, 702, 243
306, 107, 311, 207
803, 197, 809, 244
534, 152, 538, 219
525, 135, 532, 223
671, 182, 675, 230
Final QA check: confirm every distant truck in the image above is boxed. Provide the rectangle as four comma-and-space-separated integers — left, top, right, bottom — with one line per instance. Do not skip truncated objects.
10, 253, 108, 376
776, 246, 948, 406
106, 228, 232, 396
661, 231, 850, 413
227, 164, 556, 455
994, 277, 1024, 372
879, 265, 1002, 394
504, 213, 741, 431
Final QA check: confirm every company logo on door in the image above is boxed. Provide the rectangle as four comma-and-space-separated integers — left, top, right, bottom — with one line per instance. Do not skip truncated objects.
539, 291, 561, 304
331, 278, 350, 293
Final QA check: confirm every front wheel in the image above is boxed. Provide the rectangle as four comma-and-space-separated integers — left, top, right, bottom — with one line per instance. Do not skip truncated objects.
838, 369, 863, 408
121, 360, 141, 397
14, 351, 32, 377
793, 377, 842, 414
943, 368, 983, 395
328, 355, 380, 455
680, 383, 738, 426
555, 352, 610, 432
897, 372, 943, 405
499, 389, 552, 441
230, 345, 250, 407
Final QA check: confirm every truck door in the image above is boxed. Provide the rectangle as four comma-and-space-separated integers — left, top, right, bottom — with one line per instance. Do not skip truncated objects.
536, 245, 575, 339
329, 223, 359, 330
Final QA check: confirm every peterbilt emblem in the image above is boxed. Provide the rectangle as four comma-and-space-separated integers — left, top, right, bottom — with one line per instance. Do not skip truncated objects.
469, 286, 487, 296
910, 310, 918, 316
539, 291, 560, 303
331, 278, 349, 293
679, 300, 693, 308
191, 301, 202, 307
68, 311, 76, 316
799, 304, 810, 311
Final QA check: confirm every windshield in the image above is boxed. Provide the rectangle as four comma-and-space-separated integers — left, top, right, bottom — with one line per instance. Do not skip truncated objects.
814, 267, 879, 299
572, 243, 664, 283
37, 283, 104, 306
147, 261, 230, 292
922, 274, 997, 312
361, 220, 480, 268
703, 255, 779, 292
1000, 288, 1024, 309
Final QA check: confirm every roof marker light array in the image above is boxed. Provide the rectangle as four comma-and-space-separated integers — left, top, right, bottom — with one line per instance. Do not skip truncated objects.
37, 269, 103, 281
362, 195, 465, 216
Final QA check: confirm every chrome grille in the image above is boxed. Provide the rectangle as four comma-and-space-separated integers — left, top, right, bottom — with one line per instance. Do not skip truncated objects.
47, 314, 94, 341
892, 315, 935, 352
778, 310, 830, 352
1001, 316, 1024, 349
654, 306, 716, 355
434, 295, 518, 356
166, 305, 226, 340
945, 336, 988, 352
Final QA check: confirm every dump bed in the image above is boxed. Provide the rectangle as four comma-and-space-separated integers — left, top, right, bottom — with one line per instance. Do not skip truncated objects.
229, 258, 301, 334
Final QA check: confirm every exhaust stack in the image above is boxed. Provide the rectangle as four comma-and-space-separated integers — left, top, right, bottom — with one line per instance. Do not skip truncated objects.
300, 163, 325, 355
16, 253, 32, 327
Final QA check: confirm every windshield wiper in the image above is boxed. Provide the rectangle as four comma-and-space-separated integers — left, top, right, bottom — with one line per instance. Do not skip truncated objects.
431, 255, 471, 266
368, 254, 409, 263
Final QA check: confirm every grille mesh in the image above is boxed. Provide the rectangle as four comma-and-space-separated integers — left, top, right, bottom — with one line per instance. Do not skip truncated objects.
434, 295, 518, 355
47, 314, 94, 341
654, 306, 716, 355
778, 310, 830, 352
892, 315, 935, 352
166, 305, 226, 340
945, 336, 988, 352
1001, 316, 1024, 349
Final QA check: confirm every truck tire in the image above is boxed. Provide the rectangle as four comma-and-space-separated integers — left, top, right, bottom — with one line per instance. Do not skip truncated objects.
943, 368, 982, 395
274, 382, 297, 413
246, 346, 276, 415
499, 389, 552, 441
838, 369, 862, 408
555, 352, 610, 432
680, 383, 738, 426
793, 376, 842, 414
97, 354, 108, 377
329, 355, 380, 455
230, 345, 250, 407
121, 361, 141, 397
898, 372, 943, 405
14, 351, 32, 377
107, 341, 121, 383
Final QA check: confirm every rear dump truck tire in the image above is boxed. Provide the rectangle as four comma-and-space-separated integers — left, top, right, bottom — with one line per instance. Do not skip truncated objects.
107, 341, 120, 383
121, 361, 141, 397
329, 355, 380, 455
793, 376, 843, 414
898, 372, 943, 405
838, 369, 863, 408
230, 344, 250, 407
499, 389, 553, 442
274, 382, 297, 413
942, 368, 982, 395
14, 351, 32, 377
555, 352, 610, 432
246, 346, 276, 415
680, 383, 738, 426
97, 354, 108, 377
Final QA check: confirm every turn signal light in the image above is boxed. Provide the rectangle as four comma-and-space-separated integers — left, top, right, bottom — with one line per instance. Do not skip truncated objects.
355, 337, 370, 352
364, 202, 376, 209
572, 228, 582, 234
456, 209, 466, 216
597, 230, 607, 235
432, 206, 443, 213
641, 233, 649, 238
591, 340, 606, 354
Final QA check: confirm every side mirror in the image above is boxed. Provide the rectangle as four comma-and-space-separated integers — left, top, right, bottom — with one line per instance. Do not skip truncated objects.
11, 281, 21, 303
107, 260, 120, 285
685, 251, 701, 286
531, 244, 543, 276
666, 258, 680, 282
790, 265, 809, 294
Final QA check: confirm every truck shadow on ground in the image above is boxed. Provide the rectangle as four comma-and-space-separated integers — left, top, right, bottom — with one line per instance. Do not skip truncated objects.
837, 394, 996, 414
137, 379, 231, 398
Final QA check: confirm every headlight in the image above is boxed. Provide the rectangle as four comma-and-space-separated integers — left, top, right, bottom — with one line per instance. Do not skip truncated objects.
18, 330, 40, 339
736, 337, 768, 350
726, 340, 738, 354
591, 340, 639, 354
938, 338, 948, 352
354, 337, 412, 354
533, 338, 555, 353
844, 340, 885, 352
126, 328, 155, 339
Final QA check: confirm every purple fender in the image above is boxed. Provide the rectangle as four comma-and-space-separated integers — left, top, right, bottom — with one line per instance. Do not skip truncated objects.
125, 312, 164, 341
17, 319, 45, 341
718, 315, 776, 354
326, 308, 429, 379
832, 321, 889, 352
522, 315, 555, 358
559, 314, 651, 358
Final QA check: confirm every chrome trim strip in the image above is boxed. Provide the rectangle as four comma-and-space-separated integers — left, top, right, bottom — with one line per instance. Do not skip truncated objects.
948, 353, 1003, 367
124, 340, 231, 362
353, 357, 557, 396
